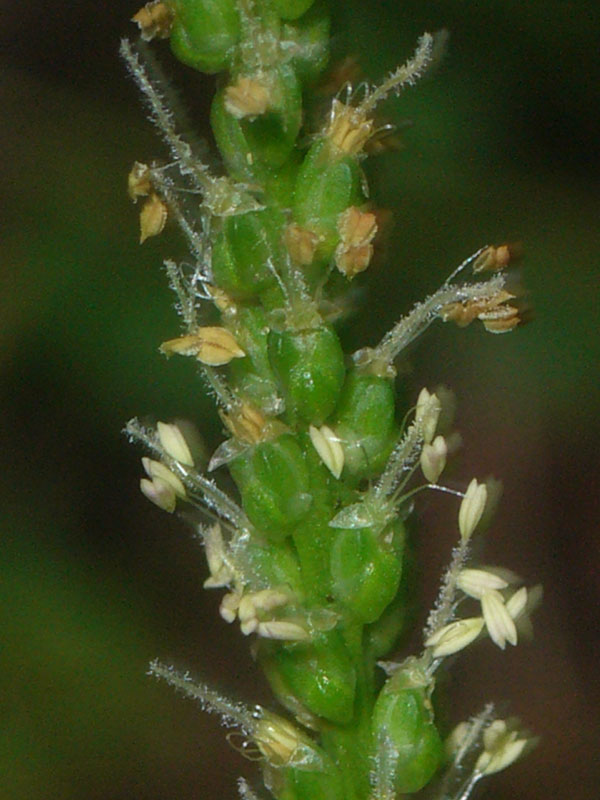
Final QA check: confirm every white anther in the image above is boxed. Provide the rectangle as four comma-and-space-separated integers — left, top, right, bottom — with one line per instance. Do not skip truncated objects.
420, 435, 447, 483
140, 476, 177, 513
475, 720, 530, 775
457, 568, 509, 599
416, 388, 442, 444
157, 421, 194, 466
458, 478, 488, 542
505, 586, 528, 620
425, 617, 485, 658
219, 591, 242, 623
309, 424, 345, 479
481, 590, 517, 649
142, 457, 186, 497
203, 523, 234, 588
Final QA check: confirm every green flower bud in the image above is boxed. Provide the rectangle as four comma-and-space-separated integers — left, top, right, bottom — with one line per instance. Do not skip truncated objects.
260, 630, 356, 724
268, 325, 345, 425
331, 371, 398, 481
229, 433, 312, 540
167, 0, 240, 73
371, 671, 443, 794
330, 522, 404, 623
211, 209, 285, 300
293, 139, 364, 263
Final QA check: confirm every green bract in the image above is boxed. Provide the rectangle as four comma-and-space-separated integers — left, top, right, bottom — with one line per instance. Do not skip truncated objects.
229, 433, 312, 539
330, 522, 403, 623
293, 139, 364, 263
268, 325, 346, 424
211, 209, 285, 299
371, 670, 443, 794
332, 371, 398, 480
260, 629, 357, 724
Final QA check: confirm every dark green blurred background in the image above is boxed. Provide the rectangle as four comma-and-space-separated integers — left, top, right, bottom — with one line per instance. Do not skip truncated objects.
1, 1, 598, 797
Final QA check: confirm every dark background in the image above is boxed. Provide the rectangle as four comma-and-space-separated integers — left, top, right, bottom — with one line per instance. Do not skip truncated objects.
1, 0, 599, 798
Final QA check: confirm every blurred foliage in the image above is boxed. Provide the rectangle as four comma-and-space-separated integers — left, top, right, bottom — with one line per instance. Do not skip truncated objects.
1, 0, 598, 798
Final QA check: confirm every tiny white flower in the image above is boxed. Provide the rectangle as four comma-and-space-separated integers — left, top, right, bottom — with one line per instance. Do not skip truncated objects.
457, 568, 509, 599
309, 424, 344, 479
481, 590, 517, 649
425, 617, 485, 657
420, 435, 447, 483
458, 478, 488, 542
157, 420, 194, 466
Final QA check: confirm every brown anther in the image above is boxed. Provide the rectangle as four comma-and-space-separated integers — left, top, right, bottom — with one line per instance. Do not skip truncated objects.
139, 193, 168, 243
224, 77, 270, 119
128, 162, 152, 201
335, 206, 378, 278
285, 224, 320, 266
160, 327, 245, 365
472, 243, 520, 273
441, 290, 520, 333
221, 402, 267, 445
326, 100, 374, 155
132, 2, 173, 41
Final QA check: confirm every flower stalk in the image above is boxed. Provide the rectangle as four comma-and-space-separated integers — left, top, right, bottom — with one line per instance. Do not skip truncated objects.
123, 2, 537, 798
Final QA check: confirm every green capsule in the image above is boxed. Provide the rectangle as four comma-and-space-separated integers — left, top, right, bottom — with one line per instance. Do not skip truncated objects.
371, 671, 443, 794
330, 522, 404, 623
229, 433, 312, 540
260, 630, 356, 724
293, 139, 364, 263
281, 2, 330, 84
268, 325, 345, 425
211, 209, 284, 300
273, 0, 317, 21
167, 0, 240, 73
331, 371, 398, 481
